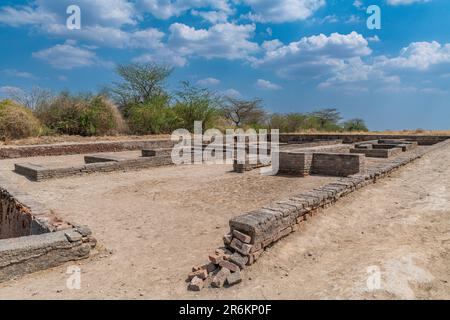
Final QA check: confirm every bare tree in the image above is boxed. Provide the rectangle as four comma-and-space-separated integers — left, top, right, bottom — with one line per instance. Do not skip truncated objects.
221, 97, 266, 127
5, 86, 53, 110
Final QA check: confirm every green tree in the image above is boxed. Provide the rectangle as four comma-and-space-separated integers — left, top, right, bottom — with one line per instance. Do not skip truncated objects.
110, 63, 172, 106
268, 113, 289, 132
221, 97, 266, 128
173, 81, 219, 132
310, 108, 342, 131
127, 94, 178, 134
343, 118, 369, 132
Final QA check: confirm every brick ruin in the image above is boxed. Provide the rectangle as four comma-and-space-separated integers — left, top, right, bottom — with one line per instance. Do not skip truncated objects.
0, 135, 449, 286
0, 179, 96, 282
186, 137, 450, 291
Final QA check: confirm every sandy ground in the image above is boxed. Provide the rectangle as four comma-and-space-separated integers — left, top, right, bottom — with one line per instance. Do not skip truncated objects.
0, 145, 449, 299
0, 156, 335, 299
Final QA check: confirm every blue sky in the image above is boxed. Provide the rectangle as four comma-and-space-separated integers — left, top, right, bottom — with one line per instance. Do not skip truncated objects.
0, 0, 449, 130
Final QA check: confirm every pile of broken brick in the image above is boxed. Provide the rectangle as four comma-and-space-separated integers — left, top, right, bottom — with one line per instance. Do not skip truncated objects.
187, 229, 260, 291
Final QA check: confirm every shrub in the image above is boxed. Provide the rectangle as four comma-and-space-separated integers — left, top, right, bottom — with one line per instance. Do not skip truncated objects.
36, 94, 126, 136
343, 118, 369, 132
0, 99, 42, 139
79, 96, 127, 136
126, 94, 178, 134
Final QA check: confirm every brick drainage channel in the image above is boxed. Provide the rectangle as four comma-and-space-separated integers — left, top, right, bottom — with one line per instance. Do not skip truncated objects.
186, 139, 450, 291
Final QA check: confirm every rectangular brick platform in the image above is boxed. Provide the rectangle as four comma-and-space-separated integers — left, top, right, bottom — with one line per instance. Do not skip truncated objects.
350, 147, 403, 158
15, 155, 173, 181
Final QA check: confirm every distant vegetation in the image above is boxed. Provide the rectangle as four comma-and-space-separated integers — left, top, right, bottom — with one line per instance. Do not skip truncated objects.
0, 62, 369, 140
0, 99, 42, 139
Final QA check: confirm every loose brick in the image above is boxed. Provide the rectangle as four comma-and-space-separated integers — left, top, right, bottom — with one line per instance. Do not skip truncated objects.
211, 268, 231, 288
205, 263, 218, 273
188, 276, 204, 291
215, 247, 232, 258
65, 230, 82, 242
232, 230, 252, 244
226, 270, 242, 286
223, 233, 233, 245
247, 249, 264, 266
219, 260, 240, 273
188, 269, 208, 281
229, 253, 248, 269
230, 238, 252, 256
210, 252, 226, 264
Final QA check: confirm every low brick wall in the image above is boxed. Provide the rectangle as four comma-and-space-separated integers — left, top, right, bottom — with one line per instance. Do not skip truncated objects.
187, 139, 450, 291
0, 228, 95, 283
350, 147, 403, 158
278, 151, 312, 176
277, 152, 364, 177
280, 134, 449, 146
286, 140, 343, 147
15, 155, 174, 181
0, 185, 71, 239
0, 139, 173, 159
311, 153, 366, 177
235, 144, 351, 174
0, 176, 96, 283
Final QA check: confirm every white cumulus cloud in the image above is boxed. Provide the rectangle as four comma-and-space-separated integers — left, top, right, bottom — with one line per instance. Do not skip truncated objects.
256, 79, 282, 90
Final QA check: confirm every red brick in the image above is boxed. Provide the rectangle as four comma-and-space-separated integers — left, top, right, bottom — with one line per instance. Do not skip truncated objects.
188, 276, 204, 291
188, 269, 208, 281
230, 238, 252, 255
211, 268, 231, 288
223, 233, 233, 245
219, 260, 240, 273
232, 230, 252, 244
209, 254, 224, 265
226, 270, 242, 286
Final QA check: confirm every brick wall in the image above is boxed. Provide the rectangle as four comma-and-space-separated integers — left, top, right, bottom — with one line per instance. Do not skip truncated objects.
311, 153, 366, 177
0, 139, 173, 159
277, 151, 313, 176
350, 148, 403, 158
15, 155, 174, 181
280, 134, 448, 145
0, 188, 33, 239
186, 139, 450, 291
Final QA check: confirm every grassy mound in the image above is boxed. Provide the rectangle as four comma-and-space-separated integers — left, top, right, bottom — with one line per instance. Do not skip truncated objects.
0, 99, 42, 139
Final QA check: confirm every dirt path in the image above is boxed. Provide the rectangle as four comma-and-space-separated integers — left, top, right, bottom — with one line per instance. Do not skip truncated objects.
0, 145, 449, 299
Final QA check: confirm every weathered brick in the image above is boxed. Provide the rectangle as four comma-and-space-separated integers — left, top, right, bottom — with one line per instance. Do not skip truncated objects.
226, 270, 242, 286
211, 268, 231, 288
188, 276, 204, 291
232, 230, 252, 244
209, 253, 224, 265
223, 233, 233, 245
64, 230, 82, 242
230, 238, 253, 256
188, 269, 208, 281
219, 260, 240, 273
229, 253, 248, 269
